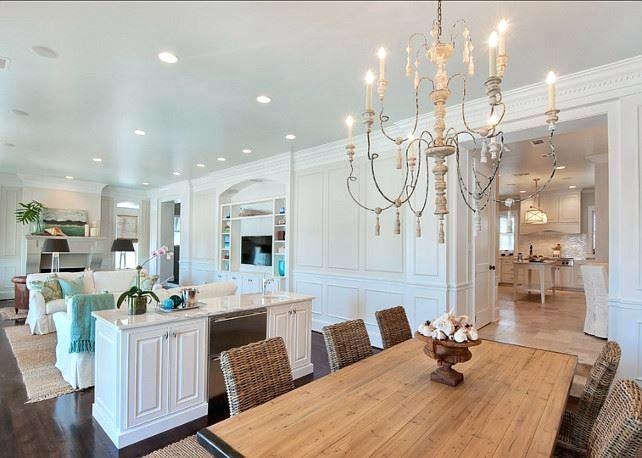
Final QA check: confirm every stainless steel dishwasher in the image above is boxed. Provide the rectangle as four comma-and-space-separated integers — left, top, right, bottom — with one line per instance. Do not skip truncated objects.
208, 308, 268, 399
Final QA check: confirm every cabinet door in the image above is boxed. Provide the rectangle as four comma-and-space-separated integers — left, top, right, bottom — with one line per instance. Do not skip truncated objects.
289, 302, 311, 370
268, 304, 291, 350
539, 193, 559, 223
556, 267, 573, 288
127, 326, 168, 427
215, 272, 229, 282
558, 193, 580, 223
229, 274, 243, 291
169, 319, 207, 413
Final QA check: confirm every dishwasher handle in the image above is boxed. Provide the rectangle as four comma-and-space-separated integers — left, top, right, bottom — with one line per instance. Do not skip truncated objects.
212, 310, 267, 323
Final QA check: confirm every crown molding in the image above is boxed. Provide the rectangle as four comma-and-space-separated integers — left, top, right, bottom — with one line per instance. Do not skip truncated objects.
191, 152, 291, 193
17, 174, 107, 194
293, 55, 642, 171
101, 185, 151, 201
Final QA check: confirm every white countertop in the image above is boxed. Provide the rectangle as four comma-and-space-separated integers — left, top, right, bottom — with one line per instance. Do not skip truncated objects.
92, 292, 314, 331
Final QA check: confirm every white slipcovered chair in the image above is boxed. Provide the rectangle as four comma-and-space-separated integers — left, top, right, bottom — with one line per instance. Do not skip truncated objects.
53, 308, 95, 389
581, 264, 609, 338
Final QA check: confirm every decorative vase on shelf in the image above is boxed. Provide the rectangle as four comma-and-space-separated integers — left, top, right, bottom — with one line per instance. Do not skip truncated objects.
278, 259, 286, 277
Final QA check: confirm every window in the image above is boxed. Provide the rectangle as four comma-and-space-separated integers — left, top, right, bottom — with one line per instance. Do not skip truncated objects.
498, 210, 516, 251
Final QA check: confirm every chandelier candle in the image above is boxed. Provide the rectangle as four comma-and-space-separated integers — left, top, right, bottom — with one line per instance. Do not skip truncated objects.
547, 71, 557, 111
488, 31, 498, 78
365, 70, 375, 111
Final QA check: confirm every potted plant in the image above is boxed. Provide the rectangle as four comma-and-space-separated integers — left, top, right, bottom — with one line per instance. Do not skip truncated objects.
15, 200, 45, 234
117, 246, 174, 315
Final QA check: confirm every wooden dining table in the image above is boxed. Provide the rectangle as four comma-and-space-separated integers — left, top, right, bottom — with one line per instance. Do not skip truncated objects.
197, 338, 576, 457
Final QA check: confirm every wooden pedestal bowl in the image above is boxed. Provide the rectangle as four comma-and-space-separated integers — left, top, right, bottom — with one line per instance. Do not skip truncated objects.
415, 332, 482, 387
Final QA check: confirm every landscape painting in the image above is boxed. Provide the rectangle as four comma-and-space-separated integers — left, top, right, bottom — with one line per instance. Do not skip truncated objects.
42, 208, 88, 236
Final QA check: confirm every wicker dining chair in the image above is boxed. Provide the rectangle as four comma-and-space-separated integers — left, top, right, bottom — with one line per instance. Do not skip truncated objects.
556, 341, 621, 453
220, 337, 294, 416
375, 306, 412, 349
587, 379, 642, 457
322, 319, 373, 372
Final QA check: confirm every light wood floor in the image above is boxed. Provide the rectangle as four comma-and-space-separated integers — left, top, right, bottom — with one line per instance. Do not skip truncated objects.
478, 286, 605, 366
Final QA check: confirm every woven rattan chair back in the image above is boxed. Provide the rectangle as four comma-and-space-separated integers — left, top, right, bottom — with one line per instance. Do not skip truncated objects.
220, 337, 294, 416
571, 341, 622, 447
322, 319, 373, 372
375, 306, 412, 349
588, 379, 642, 457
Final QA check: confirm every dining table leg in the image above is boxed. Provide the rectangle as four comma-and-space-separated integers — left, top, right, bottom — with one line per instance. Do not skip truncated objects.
540, 270, 546, 304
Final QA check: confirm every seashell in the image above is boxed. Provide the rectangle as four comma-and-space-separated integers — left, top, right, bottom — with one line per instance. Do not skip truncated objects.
431, 329, 448, 340
467, 328, 479, 341
418, 322, 432, 337
453, 328, 468, 343
434, 319, 454, 337
457, 315, 471, 326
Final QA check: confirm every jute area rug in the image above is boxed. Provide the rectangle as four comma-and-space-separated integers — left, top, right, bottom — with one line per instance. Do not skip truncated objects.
3, 324, 80, 403
0, 306, 27, 321
144, 435, 211, 458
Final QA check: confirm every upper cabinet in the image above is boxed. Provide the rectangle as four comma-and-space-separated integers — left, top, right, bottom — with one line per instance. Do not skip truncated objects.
519, 190, 581, 234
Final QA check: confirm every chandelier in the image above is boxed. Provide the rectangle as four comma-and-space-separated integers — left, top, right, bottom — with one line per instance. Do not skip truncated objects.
344, 0, 561, 243
524, 178, 548, 224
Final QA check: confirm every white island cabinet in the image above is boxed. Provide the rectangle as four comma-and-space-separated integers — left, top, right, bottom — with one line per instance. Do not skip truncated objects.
92, 292, 314, 449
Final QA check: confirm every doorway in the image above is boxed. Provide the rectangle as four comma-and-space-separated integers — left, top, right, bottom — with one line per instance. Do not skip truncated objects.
159, 200, 180, 285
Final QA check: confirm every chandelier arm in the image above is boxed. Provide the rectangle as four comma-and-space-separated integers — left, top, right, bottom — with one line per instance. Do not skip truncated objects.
407, 32, 429, 52
346, 159, 378, 212
449, 19, 469, 44
459, 77, 480, 134
377, 79, 425, 142
407, 143, 430, 215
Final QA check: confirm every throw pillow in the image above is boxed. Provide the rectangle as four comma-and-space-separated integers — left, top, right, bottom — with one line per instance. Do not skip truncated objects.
30, 275, 63, 302
58, 275, 85, 298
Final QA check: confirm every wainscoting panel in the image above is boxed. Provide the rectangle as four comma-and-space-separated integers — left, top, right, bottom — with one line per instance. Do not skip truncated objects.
327, 167, 359, 271
413, 296, 441, 332
363, 289, 405, 328
326, 284, 359, 322
294, 171, 324, 269
294, 280, 324, 316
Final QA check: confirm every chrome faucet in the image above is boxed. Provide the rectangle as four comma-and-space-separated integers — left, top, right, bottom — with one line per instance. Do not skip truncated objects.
262, 277, 274, 295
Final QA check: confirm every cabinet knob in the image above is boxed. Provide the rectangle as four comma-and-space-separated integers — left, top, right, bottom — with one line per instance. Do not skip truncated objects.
164, 332, 168, 340
248, 279, 253, 282
172, 331, 176, 338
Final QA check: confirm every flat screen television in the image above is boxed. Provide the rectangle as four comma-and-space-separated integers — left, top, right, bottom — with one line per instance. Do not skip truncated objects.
241, 236, 273, 266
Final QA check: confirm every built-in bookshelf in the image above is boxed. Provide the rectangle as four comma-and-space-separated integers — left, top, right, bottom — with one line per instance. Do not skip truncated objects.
218, 196, 287, 280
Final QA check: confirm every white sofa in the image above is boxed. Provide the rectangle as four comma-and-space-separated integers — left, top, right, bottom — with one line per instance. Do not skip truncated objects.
26, 270, 138, 335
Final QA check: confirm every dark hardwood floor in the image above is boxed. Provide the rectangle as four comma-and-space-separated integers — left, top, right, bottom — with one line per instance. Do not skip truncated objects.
0, 299, 340, 457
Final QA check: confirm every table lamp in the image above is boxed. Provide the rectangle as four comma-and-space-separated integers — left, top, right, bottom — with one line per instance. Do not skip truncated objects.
41, 238, 70, 273
111, 238, 135, 270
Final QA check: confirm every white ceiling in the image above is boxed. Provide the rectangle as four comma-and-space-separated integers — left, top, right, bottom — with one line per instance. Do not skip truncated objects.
498, 116, 607, 196
0, 1, 640, 188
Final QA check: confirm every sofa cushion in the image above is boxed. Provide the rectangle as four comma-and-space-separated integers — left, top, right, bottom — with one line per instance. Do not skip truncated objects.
93, 270, 137, 294
46, 298, 67, 315
27, 272, 94, 294
30, 275, 63, 302
58, 276, 86, 298
130, 272, 159, 291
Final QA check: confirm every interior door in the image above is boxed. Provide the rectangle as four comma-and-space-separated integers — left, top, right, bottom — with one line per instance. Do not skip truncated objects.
473, 166, 498, 329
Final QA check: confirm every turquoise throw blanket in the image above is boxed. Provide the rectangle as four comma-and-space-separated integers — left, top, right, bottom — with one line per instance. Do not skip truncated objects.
68, 293, 115, 353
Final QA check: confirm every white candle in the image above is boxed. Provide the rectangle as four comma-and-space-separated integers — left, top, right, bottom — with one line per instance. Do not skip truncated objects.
377, 47, 386, 81
488, 31, 498, 78
546, 71, 557, 111
345, 115, 354, 144
365, 70, 375, 111
498, 19, 508, 56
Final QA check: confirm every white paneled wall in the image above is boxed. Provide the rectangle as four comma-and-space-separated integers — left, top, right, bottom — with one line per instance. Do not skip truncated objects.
0, 185, 22, 299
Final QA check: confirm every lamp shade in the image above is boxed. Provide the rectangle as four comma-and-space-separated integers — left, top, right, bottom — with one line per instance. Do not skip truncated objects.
524, 207, 548, 224
41, 238, 70, 253
111, 238, 135, 252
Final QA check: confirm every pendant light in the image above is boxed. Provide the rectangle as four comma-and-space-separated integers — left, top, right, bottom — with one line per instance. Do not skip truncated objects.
524, 178, 548, 224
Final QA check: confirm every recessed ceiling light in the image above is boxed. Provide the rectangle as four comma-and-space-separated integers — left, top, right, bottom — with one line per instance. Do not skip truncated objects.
31, 45, 59, 59
65, 176, 74, 180
4, 142, 15, 147
556, 165, 566, 170
285, 134, 296, 140
519, 190, 526, 193
11, 109, 29, 116
92, 157, 103, 162
217, 157, 226, 162
256, 95, 271, 104
569, 185, 577, 189
141, 182, 150, 186
196, 163, 206, 168
242, 148, 252, 154
134, 129, 146, 136
158, 51, 178, 64
172, 171, 181, 176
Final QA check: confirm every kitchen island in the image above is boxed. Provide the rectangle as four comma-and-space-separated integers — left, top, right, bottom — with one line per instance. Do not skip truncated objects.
91, 292, 314, 449
513, 260, 557, 304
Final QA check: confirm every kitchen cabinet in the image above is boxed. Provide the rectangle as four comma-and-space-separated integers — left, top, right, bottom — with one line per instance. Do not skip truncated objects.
267, 301, 313, 378
95, 317, 208, 448
553, 263, 585, 290
242, 275, 261, 294
519, 190, 581, 234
